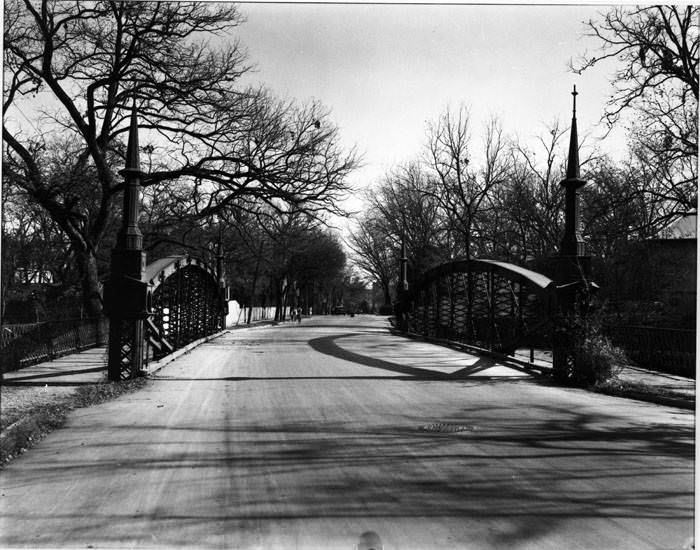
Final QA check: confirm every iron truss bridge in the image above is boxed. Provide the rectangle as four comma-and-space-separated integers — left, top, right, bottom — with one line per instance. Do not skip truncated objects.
397, 259, 557, 357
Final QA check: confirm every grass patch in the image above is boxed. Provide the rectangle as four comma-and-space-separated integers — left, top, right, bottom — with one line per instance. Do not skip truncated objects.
1, 377, 148, 467
593, 378, 694, 407
73, 377, 148, 407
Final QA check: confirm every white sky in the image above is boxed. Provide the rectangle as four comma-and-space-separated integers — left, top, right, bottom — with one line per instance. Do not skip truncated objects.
3, 1, 629, 227
234, 2, 627, 207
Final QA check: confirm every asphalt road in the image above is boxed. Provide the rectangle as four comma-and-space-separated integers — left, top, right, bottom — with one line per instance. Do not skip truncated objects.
0, 316, 694, 549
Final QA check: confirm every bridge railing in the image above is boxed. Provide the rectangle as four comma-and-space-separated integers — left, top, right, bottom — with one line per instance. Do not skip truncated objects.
603, 325, 696, 377
397, 258, 557, 359
142, 255, 226, 366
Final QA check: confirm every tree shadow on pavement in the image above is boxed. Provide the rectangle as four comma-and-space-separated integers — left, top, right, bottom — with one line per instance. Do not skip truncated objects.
1, 400, 692, 549
1, 322, 693, 549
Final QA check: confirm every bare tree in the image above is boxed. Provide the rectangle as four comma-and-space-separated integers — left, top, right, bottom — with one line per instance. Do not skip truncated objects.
424, 106, 510, 259
573, 5, 698, 205
368, 162, 445, 279
498, 122, 568, 262
1, 180, 73, 320
346, 211, 397, 307
3, 0, 358, 315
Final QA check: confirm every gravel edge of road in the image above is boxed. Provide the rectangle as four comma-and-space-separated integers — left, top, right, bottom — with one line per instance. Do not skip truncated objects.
0, 377, 148, 468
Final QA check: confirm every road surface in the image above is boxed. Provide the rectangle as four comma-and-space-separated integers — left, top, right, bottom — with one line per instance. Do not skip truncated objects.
0, 316, 694, 549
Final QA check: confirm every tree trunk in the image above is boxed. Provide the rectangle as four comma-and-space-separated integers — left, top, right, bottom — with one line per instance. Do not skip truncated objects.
274, 279, 285, 321
247, 253, 262, 325
281, 285, 289, 321
382, 281, 392, 306
76, 249, 103, 319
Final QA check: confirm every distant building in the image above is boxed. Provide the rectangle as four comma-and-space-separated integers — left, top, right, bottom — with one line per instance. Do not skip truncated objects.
658, 212, 697, 239
642, 212, 697, 327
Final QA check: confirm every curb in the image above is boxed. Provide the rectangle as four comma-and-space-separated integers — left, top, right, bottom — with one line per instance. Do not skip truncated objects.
593, 388, 695, 411
228, 320, 280, 331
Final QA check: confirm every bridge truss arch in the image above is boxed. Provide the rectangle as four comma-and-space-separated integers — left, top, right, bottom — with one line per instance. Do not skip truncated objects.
399, 259, 557, 355
143, 255, 226, 364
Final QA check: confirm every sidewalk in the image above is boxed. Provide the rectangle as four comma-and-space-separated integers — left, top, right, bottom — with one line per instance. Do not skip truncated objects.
2, 346, 108, 387
511, 347, 695, 409
1, 319, 283, 388
611, 365, 695, 409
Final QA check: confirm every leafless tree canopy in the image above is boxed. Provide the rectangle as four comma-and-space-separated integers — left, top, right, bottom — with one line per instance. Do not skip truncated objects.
424, 106, 511, 258
573, 6, 698, 200
3, 0, 358, 315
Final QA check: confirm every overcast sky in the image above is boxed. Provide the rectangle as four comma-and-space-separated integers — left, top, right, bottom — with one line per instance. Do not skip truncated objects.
234, 3, 626, 206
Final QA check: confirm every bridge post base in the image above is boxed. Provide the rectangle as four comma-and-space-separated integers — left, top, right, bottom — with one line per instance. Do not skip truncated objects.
107, 318, 145, 381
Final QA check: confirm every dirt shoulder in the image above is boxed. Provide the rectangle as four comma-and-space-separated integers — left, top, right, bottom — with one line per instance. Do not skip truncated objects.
1, 377, 147, 466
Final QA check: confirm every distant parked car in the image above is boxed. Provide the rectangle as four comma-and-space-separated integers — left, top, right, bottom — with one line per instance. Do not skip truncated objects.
331, 306, 345, 315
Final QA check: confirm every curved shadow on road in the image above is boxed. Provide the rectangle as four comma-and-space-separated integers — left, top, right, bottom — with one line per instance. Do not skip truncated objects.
307, 332, 530, 380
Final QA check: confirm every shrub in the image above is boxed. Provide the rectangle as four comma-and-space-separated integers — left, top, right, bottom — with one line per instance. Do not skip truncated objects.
555, 313, 628, 386
573, 329, 627, 386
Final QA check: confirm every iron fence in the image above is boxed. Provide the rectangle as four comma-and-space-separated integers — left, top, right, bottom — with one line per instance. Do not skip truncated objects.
604, 325, 696, 378
0, 318, 108, 373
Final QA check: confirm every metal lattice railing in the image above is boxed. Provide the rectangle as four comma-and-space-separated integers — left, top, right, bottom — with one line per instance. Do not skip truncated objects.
399, 259, 557, 356
604, 325, 696, 377
143, 256, 225, 365
0, 318, 108, 373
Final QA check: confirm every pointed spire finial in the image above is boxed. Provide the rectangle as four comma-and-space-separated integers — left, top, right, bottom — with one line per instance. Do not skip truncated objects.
124, 94, 141, 173
565, 86, 581, 181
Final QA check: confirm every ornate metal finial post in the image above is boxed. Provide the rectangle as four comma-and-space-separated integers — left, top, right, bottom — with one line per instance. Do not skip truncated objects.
560, 85, 587, 260
105, 97, 150, 381
552, 86, 594, 382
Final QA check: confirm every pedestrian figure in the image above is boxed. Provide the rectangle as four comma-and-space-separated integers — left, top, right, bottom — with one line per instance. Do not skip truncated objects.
296, 307, 302, 323
289, 308, 295, 323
